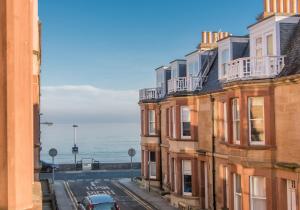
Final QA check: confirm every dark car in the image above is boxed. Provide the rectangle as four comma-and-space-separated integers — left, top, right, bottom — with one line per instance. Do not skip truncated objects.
40, 160, 59, 173
78, 194, 120, 210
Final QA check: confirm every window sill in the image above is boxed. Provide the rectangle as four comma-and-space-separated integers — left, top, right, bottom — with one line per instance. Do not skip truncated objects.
219, 141, 276, 150
169, 138, 197, 142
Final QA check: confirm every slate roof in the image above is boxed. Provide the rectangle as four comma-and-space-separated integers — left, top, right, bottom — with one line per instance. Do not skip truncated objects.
280, 20, 300, 76
197, 52, 223, 94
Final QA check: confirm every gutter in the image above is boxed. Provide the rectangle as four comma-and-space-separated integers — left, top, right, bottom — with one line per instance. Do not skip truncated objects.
210, 95, 216, 210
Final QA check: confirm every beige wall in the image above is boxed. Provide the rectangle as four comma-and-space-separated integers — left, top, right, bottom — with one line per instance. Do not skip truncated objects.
275, 80, 300, 164
0, 0, 40, 209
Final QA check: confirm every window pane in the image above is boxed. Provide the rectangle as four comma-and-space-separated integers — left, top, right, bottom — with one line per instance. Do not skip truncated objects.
236, 195, 242, 210
252, 199, 266, 210
267, 34, 273, 56
235, 175, 242, 193
183, 160, 191, 172
182, 122, 191, 136
181, 107, 190, 122
252, 177, 266, 197
150, 152, 156, 162
232, 98, 240, 142
183, 175, 192, 193
249, 97, 265, 143
181, 106, 191, 137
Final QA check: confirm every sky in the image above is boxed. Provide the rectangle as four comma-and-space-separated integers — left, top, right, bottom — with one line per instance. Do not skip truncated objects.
39, 0, 262, 124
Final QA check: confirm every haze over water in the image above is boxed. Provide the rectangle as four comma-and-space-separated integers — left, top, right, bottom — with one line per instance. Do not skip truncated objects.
40, 123, 141, 164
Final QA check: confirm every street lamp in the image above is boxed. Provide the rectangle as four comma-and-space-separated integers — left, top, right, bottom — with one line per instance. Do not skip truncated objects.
72, 124, 79, 170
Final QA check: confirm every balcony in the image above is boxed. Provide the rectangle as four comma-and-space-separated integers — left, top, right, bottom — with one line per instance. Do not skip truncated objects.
224, 56, 285, 82
139, 88, 164, 101
167, 77, 202, 94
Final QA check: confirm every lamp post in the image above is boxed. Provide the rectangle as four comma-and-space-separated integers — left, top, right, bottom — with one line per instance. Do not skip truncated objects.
72, 124, 79, 170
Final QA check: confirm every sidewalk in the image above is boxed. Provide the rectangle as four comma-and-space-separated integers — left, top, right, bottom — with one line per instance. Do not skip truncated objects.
53, 181, 76, 210
119, 179, 178, 210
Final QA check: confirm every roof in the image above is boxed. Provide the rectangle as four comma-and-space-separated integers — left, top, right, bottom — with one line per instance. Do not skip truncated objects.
280, 20, 300, 76
88, 194, 114, 204
197, 52, 223, 94
169, 59, 186, 64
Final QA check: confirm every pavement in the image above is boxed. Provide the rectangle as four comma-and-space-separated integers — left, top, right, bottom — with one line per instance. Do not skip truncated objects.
119, 179, 178, 210
53, 181, 76, 210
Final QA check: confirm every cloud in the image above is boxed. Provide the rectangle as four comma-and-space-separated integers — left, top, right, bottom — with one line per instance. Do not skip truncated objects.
41, 85, 140, 123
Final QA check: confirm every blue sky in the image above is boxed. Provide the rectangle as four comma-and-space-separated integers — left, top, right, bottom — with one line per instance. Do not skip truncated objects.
39, 0, 262, 124
39, 0, 262, 89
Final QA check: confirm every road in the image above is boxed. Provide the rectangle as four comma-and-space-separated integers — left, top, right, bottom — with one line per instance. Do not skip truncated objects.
40, 170, 155, 210
65, 179, 153, 210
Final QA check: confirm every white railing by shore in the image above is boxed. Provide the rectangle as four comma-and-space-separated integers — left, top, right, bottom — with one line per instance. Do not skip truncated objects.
224, 56, 285, 82
167, 76, 202, 94
139, 88, 164, 101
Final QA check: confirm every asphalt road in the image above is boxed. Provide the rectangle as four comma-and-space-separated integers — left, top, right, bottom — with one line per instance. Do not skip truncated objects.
65, 179, 151, 210
40, 169, 141, 181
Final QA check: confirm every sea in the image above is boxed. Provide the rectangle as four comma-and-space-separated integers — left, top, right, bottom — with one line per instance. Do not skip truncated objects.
40, 123, 141, 164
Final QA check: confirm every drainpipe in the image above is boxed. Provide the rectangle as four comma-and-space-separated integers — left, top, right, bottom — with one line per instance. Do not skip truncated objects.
210, 95, 216, 210
158, 107, 163, 190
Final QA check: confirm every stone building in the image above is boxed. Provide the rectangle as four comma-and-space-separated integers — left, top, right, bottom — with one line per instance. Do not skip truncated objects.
139, 0, 300, 209
0, 0, 42, 209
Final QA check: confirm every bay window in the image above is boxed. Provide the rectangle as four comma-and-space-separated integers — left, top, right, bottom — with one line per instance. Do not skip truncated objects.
250, 176, 266, 210
234, 173, 242, 210
287, 180, 297, 210
149, 151, 156, 179
232, 98, 240, 144
248, 97, 265, 145
148, 110, 156, 135
182, 160, 192, 196
181, 106, 191, 139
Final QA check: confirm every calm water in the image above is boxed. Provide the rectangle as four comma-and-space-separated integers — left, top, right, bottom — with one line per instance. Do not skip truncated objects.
40, 123, 141, 163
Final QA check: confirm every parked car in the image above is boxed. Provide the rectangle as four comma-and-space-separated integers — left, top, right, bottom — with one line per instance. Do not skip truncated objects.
78, 194, 120, 210
40, 160, 59, 173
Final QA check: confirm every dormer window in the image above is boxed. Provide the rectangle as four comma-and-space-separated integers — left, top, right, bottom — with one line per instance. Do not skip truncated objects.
266, 34, 274, 56
255, 37, 262, 57
221, 49, 230, 77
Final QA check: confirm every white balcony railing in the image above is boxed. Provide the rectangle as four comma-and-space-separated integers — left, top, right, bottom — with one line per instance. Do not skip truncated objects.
224, 56, 285, 82
139, 87, 165, 101
167, 76, 202, 94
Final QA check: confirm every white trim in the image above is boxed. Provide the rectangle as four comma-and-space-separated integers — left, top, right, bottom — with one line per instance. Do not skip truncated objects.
287, 180, 297, 210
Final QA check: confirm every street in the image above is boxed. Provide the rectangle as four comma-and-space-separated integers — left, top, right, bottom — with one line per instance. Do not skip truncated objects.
65, 179, 152, 210
40, 170, 156, 210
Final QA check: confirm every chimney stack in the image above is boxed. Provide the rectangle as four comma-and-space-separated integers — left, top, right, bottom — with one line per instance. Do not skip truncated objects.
263, 0, 299, 18
198, 31, 230, 50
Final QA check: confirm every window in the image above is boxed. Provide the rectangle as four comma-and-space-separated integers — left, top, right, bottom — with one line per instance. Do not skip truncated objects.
223, 166, 229, 208
248, 97, 265, 144
149, 151, 156, 179
144, 151, 147, 177
250, 176, 266, 210
182, 160, 192, 195
166, 108, 170, 136
172, 107, 176, 138
148, 110, 156, 135
221, 49, 230, 77
266, 34, 274, 56
256, 37, 262, 57
141, 110, 144, 135
234, 174, 242, 210
181, 106, 191, 138
223, 102, 228, 142
173, 158, 177, 192
232, 99, 240, 144
287, 180, 297, 210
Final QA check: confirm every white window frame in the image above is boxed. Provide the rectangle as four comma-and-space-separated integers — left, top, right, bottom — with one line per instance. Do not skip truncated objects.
149, 151, 156, 179
232, 98, 240, 144
287, 180, 297, 210
182, 160, 192, 196
250, 176, 267, 210
248, 97, 265, 145
234, 173, 242, 210
224, 102, 228, 142
148, 110, 156, 135
180, 106, 191, 139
